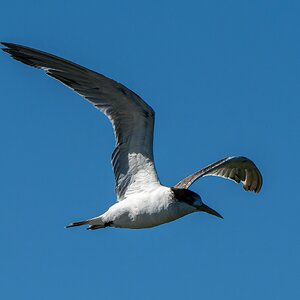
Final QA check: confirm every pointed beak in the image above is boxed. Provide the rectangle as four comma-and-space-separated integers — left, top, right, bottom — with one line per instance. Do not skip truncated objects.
198, 203, 223, 219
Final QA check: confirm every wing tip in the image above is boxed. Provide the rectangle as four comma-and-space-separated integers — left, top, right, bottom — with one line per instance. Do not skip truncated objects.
1, 42, 21, 52
242, 176, 262, 194
1, 42, 45, 69
1, 41, 10, 48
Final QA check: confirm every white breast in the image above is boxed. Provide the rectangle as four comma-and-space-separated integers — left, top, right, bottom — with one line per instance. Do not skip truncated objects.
102, 186, 196, 229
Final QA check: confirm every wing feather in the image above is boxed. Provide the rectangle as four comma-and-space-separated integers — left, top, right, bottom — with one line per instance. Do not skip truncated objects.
175, 156, 262, 193
1, 42, 160, 200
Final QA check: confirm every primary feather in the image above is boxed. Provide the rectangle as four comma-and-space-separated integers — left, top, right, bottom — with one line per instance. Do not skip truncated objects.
1, 42, 160, 200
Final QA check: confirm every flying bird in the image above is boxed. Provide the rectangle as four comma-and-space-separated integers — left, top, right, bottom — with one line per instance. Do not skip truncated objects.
1, 42, 263, 230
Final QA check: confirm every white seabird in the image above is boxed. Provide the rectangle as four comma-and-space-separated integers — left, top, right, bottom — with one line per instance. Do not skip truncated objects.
1, 42, 263, 230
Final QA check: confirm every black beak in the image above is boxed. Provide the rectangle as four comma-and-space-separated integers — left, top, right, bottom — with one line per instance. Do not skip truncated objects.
199, 203, 223, 219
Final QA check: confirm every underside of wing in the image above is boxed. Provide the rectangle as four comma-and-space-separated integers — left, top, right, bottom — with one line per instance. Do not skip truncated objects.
175, 156, 262, 193
1, 42, 160, 200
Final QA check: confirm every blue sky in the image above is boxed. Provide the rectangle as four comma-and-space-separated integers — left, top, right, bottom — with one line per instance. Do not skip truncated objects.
1, 1, 299, 299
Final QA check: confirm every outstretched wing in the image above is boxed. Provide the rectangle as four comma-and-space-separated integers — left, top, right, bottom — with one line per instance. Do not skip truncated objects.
175, 156, 262, 193
1, 42, 160, 200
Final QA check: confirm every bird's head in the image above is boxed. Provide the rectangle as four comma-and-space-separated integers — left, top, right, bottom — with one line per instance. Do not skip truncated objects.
171, 188, 223, 219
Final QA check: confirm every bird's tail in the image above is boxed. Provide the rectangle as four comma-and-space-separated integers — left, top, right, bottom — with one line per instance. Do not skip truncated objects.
65, 217, 105, 230
65, 220, 89, 228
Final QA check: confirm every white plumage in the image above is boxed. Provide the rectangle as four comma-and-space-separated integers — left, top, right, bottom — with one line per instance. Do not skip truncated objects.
1, 42, 263, 230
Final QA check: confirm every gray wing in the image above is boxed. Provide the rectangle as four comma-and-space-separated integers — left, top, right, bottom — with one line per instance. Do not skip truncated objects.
175, 156, 262, 193
2, 42, 160, 200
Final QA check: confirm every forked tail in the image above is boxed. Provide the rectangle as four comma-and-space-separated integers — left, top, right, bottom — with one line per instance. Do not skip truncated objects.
65, 217, 106, 230
65, 220, 88, 228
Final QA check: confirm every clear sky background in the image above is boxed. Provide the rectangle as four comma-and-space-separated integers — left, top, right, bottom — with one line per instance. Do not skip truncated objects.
1, 1, 299, 299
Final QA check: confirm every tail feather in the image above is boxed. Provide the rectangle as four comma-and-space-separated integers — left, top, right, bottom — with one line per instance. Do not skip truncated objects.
65, 220, 88, 228
65, 217, 105, 230
87, 224, 105, 230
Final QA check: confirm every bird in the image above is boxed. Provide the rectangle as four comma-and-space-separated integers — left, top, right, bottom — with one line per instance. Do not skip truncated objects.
1, 42, 263, 230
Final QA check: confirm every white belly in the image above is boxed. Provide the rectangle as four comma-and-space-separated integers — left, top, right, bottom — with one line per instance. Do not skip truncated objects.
101, 186, 196, 229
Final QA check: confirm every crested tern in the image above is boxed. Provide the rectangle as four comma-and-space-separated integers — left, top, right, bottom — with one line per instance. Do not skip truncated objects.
1, 42, 262, 230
